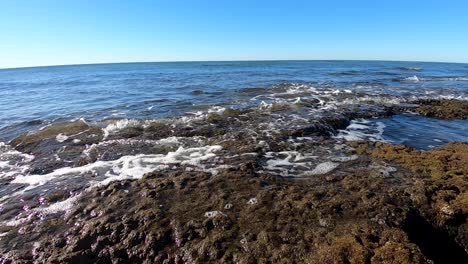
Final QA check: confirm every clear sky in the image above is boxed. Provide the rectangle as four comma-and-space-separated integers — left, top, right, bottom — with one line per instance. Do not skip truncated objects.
1, 0, 467, 68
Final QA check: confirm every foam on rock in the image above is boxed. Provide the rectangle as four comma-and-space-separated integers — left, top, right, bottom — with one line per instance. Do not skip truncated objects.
55, 133, 69, 143
309, 162, 340, 175
12, 145, 224, 189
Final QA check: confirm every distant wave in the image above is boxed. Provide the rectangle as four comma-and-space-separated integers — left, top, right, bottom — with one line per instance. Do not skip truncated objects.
397, 67, 423, 72
201, 63, 239, 67
329, 71, 361, 76
399, 76, 421, 82
375, 71, 400, 76
395, 75, 468, 82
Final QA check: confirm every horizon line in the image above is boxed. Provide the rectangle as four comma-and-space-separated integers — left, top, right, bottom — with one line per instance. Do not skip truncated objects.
1, 58, 467, 71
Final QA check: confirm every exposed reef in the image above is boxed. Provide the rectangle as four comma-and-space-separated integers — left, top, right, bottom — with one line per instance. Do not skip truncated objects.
1, 96, 467, 263
391, 99, 468, 120
2, 141, 467, 263
349, 141, 468, 254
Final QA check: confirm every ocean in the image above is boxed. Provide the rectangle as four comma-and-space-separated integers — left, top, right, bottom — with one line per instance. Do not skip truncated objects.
1, 61, 467, 146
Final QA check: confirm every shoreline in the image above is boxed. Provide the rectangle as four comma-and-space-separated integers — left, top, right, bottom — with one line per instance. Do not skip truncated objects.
0, 99, 467, 262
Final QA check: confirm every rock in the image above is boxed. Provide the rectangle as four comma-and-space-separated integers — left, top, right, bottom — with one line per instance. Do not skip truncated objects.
391, 99, 468, 120
348, 141, 468, 252
9, 121, 103, 173
2, 163, 433, 263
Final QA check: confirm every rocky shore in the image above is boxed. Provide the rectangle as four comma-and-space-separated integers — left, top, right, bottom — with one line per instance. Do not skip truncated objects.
391, 99, 468, 120
1, 99, 467, 263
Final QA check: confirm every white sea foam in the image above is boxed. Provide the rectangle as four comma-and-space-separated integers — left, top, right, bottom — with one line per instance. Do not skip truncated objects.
205, 211, 226, 218
1, 143, 224, 226
340, 95, 404, 106
80, 136, 204, 161
102, 119, 142, 139
246, 82, 412, 113
335, 120, 386, 142
402, 67, 422, 71
403, 76, 420, 82
261, 147, 356, 177
424, 77, 468, 82
331, 155, 359, 162
369, 162, 397, 177
347, 123, 370, 130
0, 142, 35, 178
180, 106, 230, 124
3, 215, 31, 227
55, 133, 69, 143
2, 195, 80, 227
247, 198, 258, 205
261, 151, 318, 177
308, 162, 340, 175
12, 145, 223, 189
207, 106, 226, 114
39, 195, 79, 214
260, 101, 272, 109
401, 76, 468, 82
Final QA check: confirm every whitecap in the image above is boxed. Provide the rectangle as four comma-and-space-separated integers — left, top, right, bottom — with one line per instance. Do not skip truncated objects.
404, 76, 420, 82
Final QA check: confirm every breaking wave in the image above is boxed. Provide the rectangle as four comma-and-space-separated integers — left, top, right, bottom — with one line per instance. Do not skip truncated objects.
397, 75, 468, 82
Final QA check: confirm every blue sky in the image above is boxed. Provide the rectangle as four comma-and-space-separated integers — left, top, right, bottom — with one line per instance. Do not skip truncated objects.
1, 0, 467, 68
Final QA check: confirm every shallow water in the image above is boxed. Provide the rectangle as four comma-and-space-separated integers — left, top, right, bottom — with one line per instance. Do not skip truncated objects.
380, 114, 468, 149
336, 114, 468, 150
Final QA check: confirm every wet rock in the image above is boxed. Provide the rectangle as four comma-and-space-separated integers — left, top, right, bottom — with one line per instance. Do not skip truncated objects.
349, 141, 468, 253
118, 126, 144, 139
11, 121, 101, 149
222, 108, 251, 118
9, 121, 103, 173
295, 98, 320, 108
1, 98, 467, 263
3, 159, 436, 263
392, 99, 468, 120
143, 120, 222, 140
290, 123, 333, 137
290, 115, 350, 137
343, 105, 394, 119
142, 122, 174, 140
371, 239, 424, 263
